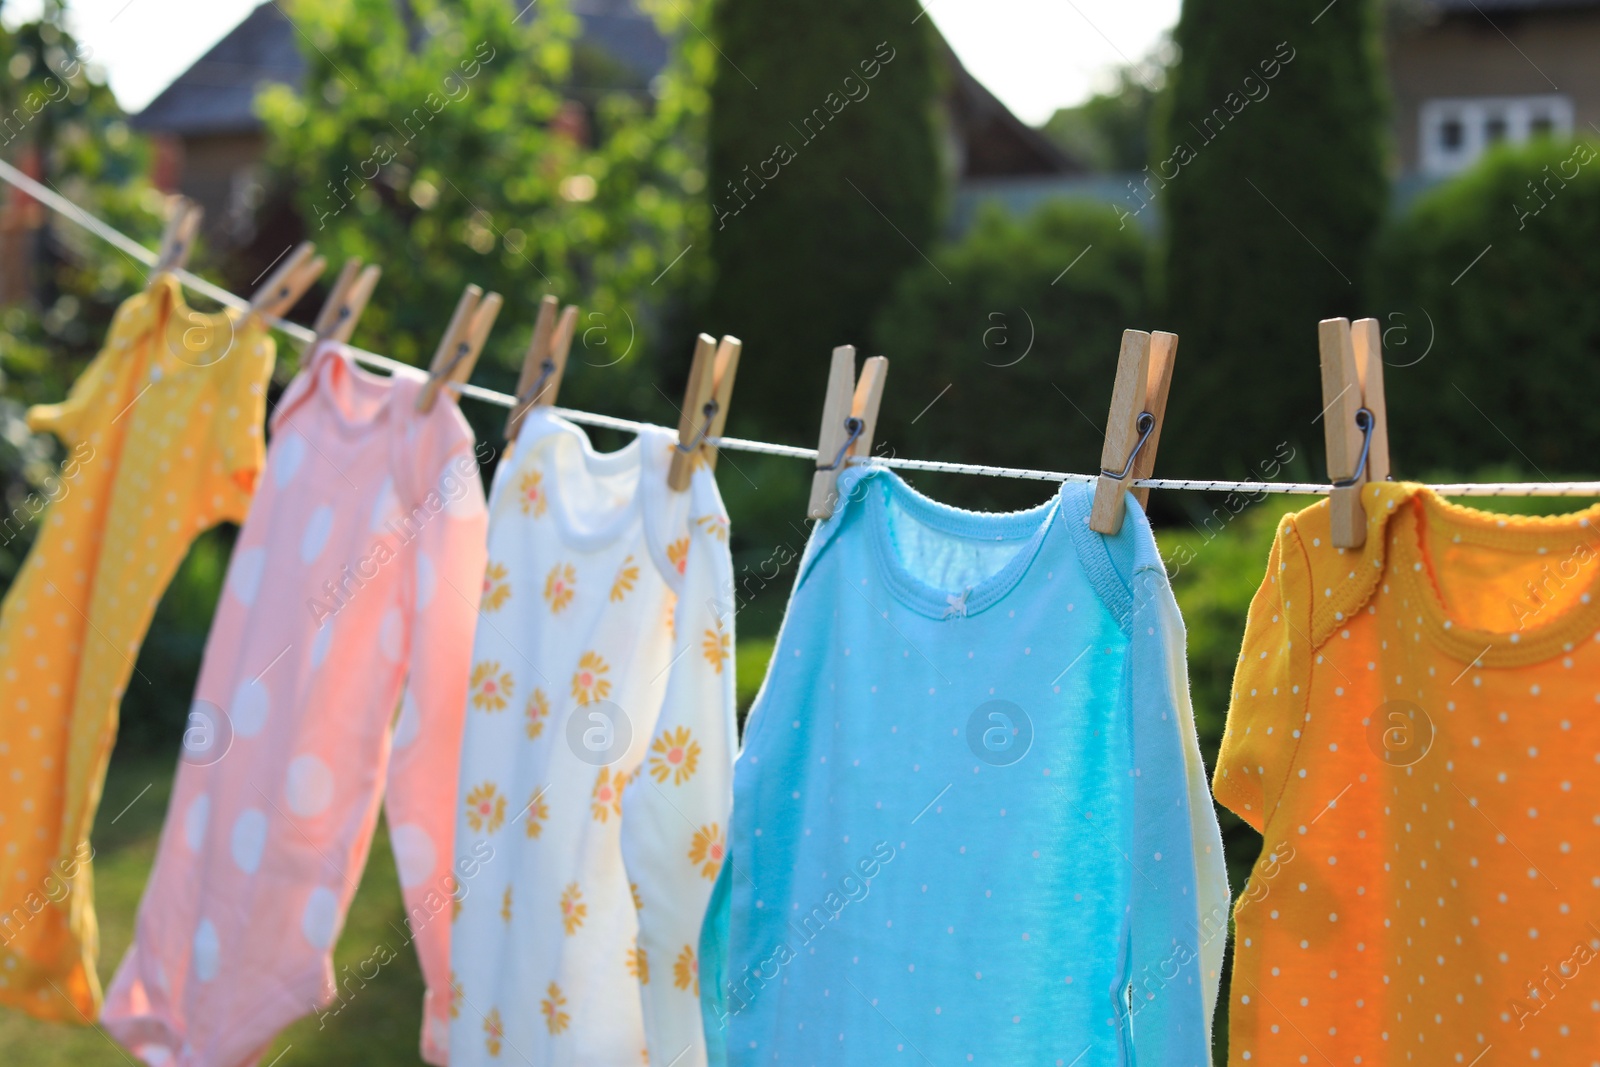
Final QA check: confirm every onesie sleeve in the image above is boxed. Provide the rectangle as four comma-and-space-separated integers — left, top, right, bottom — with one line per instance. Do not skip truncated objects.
384, 420, 489, 1066
1212, 517, 1313, 834
1124, 563, 1226, 1064
207, 317, 276, 506
621, 476, 737, 1067
26, 289, 151, 447
1143, 563, 1232, 1048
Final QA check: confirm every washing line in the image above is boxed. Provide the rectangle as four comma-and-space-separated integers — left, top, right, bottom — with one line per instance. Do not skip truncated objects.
3, 158, 1598, 498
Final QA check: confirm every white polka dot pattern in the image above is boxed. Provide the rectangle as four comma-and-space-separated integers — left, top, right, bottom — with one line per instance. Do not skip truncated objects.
1216, 482, 1600, 1064
229, 809, 267, 874
285, 755, 334, 817
99, 340, 488, 1065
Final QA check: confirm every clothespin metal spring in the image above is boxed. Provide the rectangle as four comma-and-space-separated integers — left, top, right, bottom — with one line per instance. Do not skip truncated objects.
674, 400, 721, 455
1099, 412, 1156, 482
517, 358, 559, 411
816, 417, 865, 473
1330, 408, 1375, 490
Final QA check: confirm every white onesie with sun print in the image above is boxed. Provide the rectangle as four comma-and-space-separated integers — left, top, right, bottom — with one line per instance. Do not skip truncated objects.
448, 408, 736, 1067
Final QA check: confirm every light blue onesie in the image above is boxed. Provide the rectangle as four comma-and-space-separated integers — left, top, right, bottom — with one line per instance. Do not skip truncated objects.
700, 468, 1228, 1066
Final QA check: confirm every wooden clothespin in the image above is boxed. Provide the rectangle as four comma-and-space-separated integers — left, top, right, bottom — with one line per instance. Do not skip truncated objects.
807, 345, 888, 520
248, 241, 326, 324
505, 295, 580, 440
667, 333, 742, 491
417, 284, 503, 413
1318, 317, 1391, 548
310, 257, 381, 345
1089, 329, 1179, 535
152, 195, 202, 276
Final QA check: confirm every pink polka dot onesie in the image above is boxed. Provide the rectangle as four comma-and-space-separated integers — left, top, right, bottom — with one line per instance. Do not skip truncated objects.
100, 342, 489, 1066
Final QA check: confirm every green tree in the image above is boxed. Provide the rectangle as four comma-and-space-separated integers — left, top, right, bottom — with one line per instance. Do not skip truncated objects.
1158, 0, 1388, 476
1375, 137, 1600, 477
257, 0, 713, 427
704, 0, 945, 443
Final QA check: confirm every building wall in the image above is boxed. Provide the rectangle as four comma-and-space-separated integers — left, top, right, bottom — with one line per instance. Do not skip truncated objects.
166, 131, 269, 252
1389, 8, 1600, 176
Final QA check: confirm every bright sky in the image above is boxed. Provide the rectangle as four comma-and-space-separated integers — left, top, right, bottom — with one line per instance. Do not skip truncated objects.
3, 0, 1180, 125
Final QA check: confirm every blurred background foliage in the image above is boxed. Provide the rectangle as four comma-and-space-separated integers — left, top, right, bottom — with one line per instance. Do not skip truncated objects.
1, 0, 1598, 1060
704, 0, 943, 444
1041, 57, 1165, 174
1374, 137, 1600, 477
0, 0, 158, 583
870, 199, 1148, 511
257, 0, 715, 441
1158, 0, 1391, 480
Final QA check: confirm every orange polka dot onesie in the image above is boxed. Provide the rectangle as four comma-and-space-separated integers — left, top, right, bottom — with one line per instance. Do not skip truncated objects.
0, 276, 272, 1021
1216, 482, 1600, 1065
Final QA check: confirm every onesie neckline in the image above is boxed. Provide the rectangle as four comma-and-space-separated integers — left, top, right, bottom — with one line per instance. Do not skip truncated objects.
1391, 485, 1600, 665
142, 274, 248, 376
513, 407, 676, 555
307, 341, 404, 440
861, 468, 1061, 620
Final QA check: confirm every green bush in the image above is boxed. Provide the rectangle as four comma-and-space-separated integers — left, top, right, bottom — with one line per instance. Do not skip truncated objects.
866, 199, 1148, 513
1159, 0, 1388, 478
1375, 137, 1600, 476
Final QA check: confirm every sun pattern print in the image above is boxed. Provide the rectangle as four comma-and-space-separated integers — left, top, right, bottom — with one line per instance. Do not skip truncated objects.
630, 881, 643, 912
626, 941, 650, 984
544, 562, 576, 614
560, 883, 587, 935
525, 687, 549, 740
484, 1007, 504, 1056
524, 787, 549, 838
542, 982, 570, 1034
464, 782, 506, 834
449, 973, 462, 1018
470, 661, 513, 711
702, 621, 730, 674
648, 725, 701, 786
591, 766, 623, 822
570, 650, 611, 705
688, 822, 726, 880
501, 885, 513, 923
666, 536, 689, 576
674, 945, 699, 995
518, 469, 547, 518
481, 561, 511, 612
610, 554, 640, 602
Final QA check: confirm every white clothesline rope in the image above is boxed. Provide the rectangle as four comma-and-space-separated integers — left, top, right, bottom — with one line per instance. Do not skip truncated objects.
7, 158, 1600, 499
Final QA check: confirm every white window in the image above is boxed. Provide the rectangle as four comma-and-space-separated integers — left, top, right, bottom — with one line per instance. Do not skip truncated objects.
1419, 95, 1573, 176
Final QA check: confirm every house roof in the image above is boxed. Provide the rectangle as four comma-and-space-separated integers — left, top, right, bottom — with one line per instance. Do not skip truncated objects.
131, 3, 302, 136
940, 41, 1079, 177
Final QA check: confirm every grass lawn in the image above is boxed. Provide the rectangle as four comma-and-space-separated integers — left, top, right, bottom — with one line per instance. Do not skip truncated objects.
0, 741, 433, 1065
